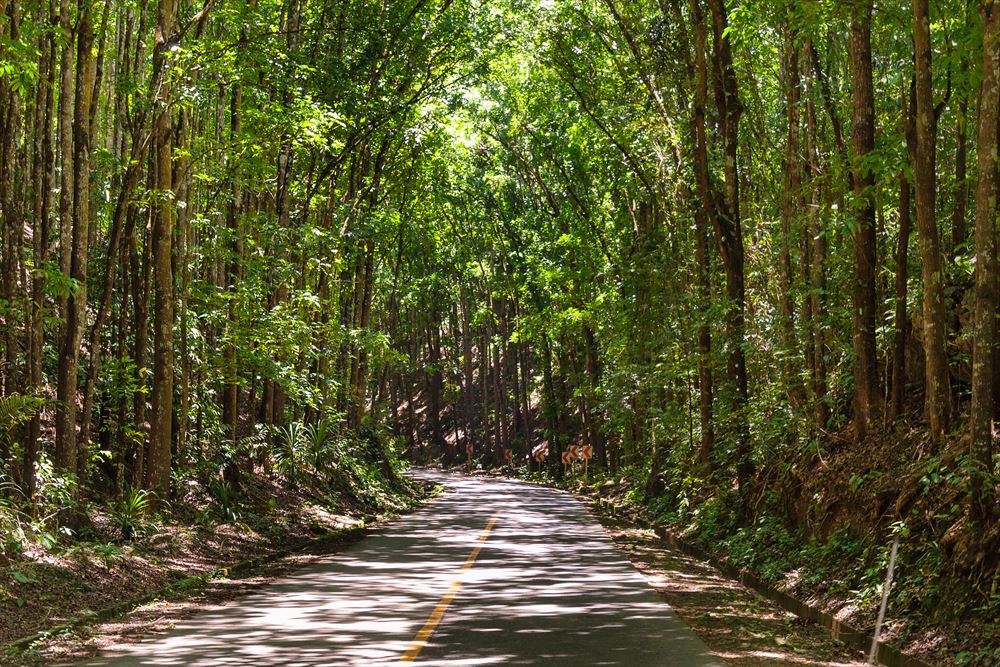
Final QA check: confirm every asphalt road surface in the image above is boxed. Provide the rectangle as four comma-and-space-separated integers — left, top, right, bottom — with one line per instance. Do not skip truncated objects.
84, 471, 724, 666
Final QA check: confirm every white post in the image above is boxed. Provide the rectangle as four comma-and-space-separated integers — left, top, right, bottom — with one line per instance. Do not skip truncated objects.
867, 534, 901, 665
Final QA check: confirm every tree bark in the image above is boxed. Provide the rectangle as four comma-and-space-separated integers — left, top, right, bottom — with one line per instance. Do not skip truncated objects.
952, 88, 969, 257
779, 26, 803, 407
970, 0, 999, 524
890, 171, 913, 421
222, 84, 242, 451
803, 42, 828, 431
147, 0, 177, 495
25, 6, 56, 500
53, 0, 76, 475
913, 0, 952, 441
707, 0, 752, 489
583, 325, 607, 468
79, 135, 148, 455
848, 0, 880, 441
55, 1, 95, 481
689, 0, 714, 470
0, 0, 24, 400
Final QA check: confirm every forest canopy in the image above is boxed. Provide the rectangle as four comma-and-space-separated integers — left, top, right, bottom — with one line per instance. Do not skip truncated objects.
2, 0, 1000, 659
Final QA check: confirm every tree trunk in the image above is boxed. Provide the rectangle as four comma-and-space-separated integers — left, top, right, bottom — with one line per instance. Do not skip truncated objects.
147, 0, 177, 495
55, 2, 95, 480
890, 171, 913, 421
970, 0, 999, 524
79, 137, 147, 454
803, 45, 828, 431
688, 0, 714, 470
175, 107, 192, 463
707, 0, 752, 490
427, 321, 445, 447
53, 0, 76, 475
848, 0, 880, 440
583, 325, 607, 468
913, 0, 952, 441
130, 209, 151, 487
952, 88, 969, 257
779, 27, 803, 407
25, 1, 56, 501
460, 286, 477, 449
222, 84, 242, 451
0, 0, 24, 400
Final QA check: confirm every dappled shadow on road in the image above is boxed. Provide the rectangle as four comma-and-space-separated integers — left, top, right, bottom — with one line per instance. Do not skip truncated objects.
411, 477, 721, 667
84, 474, 721, 667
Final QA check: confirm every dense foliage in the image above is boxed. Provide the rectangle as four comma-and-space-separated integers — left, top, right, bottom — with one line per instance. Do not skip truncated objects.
1, 0, 1000, 659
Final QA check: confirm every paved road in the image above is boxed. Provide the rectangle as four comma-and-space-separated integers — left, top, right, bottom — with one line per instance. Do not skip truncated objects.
84, 471, 723, 666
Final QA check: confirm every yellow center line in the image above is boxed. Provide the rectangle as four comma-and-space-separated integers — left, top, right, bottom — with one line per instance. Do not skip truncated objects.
400, 513, 500, 662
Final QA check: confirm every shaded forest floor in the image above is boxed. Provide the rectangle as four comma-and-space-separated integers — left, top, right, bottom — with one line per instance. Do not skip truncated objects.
1, 471, 430, 665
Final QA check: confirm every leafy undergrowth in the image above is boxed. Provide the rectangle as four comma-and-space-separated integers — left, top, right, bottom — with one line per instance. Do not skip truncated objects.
512, 426, 1000, 667
0, 424, 424, 663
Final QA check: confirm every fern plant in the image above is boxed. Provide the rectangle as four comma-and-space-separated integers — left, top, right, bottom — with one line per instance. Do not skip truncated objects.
207, 479, 240, 522
303, 417, 339, 472
0, 393, 44, 431
108, 487, 154, 541
109, 489, 153, 541
274, 421, 306, 483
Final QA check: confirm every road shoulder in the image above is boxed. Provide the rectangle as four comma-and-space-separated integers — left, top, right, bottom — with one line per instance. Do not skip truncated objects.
600, 518, 869, 667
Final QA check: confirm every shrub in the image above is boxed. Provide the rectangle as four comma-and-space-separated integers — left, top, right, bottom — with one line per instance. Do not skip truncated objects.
108, 488, 154, 541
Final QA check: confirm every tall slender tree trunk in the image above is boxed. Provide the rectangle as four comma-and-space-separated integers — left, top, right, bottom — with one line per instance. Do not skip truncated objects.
481, 327, 491, 456
55, 1, 95, 481
688, 0, 714, 470
952, 85, 969, 257
427, 321, 445, 447
56, 0, 73, 332
79, 139, 147, 454
130, 211, 151, 486
175, 106, 193, 462
53, 0, 76, 475
222, 84, 242, 451
848, 0, 880, 441
970, 0, 1000, 524
583, 325, 607, 468
913, 0, 952, 440
460, 286, 477, 449
0, 0, 24, 400
519, 338, 534, 446
72, 3, 96, 479
804, 49, 828, 431
890, 171, 913, 421
779, 26, 803, 407
707, 0, 752, 490
26, 7, 56, 500
147, 0, 177, 495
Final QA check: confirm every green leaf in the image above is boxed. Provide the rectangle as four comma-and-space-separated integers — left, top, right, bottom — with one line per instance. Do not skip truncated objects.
11, 570, 35, 584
